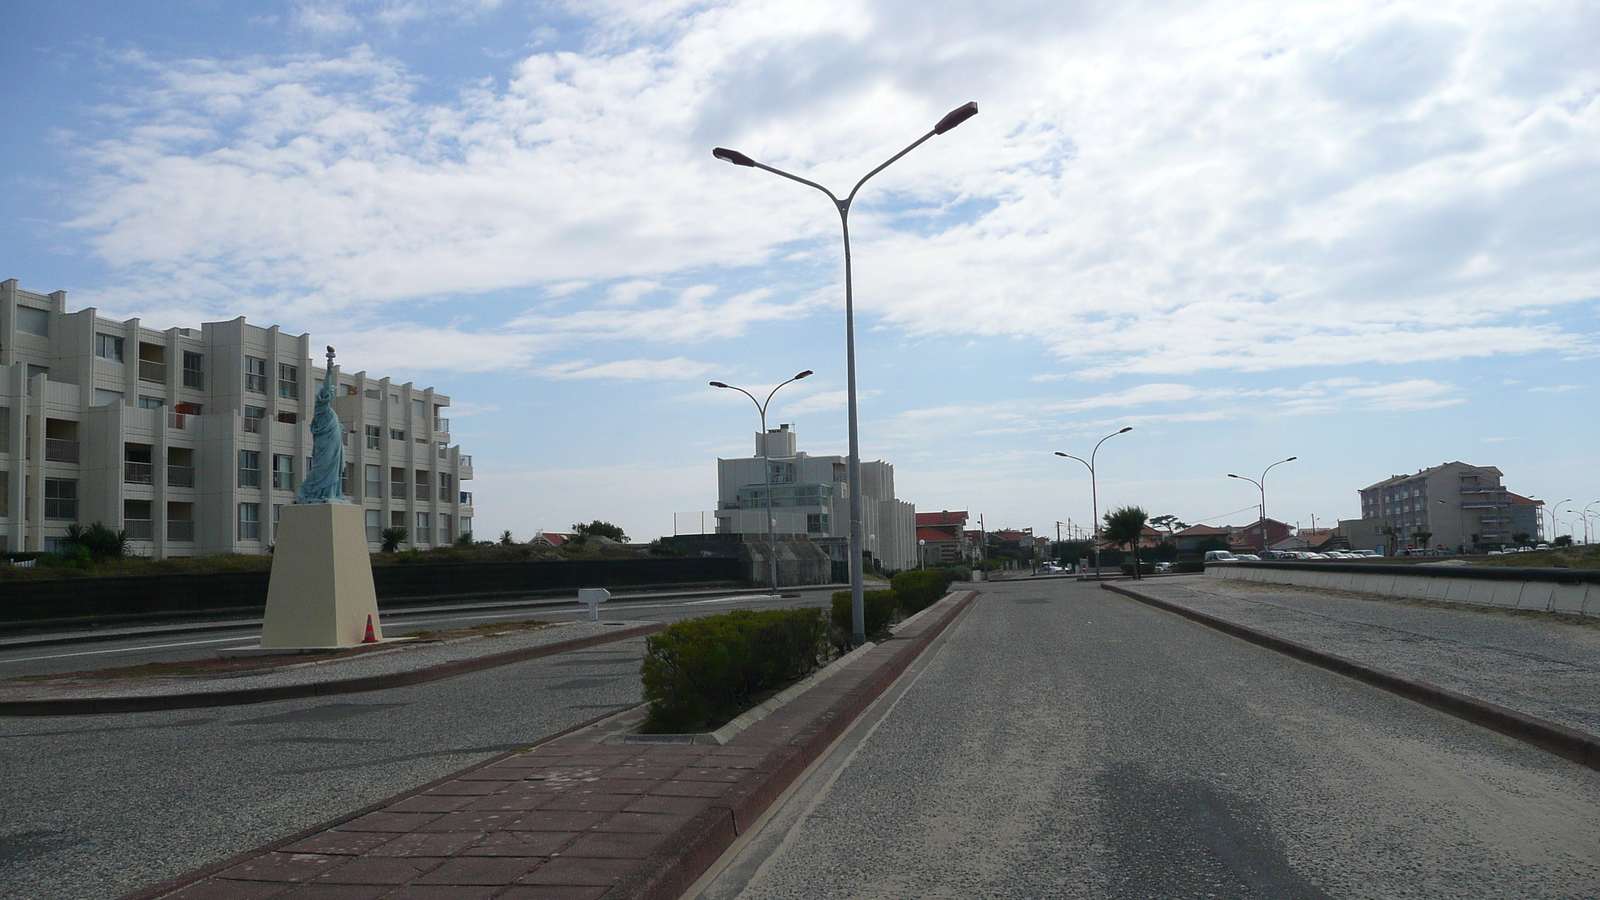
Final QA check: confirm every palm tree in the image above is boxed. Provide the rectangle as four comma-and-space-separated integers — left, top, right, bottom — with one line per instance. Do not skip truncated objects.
1102, 506, 1149, 579
379, 527, 408, 553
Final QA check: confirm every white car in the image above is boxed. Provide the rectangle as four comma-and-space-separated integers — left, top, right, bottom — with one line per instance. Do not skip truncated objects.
1204, 550, 1239, 563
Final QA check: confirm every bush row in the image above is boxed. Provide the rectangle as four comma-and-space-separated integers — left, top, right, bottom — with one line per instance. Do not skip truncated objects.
829, 568, 962, 640
640, 607, 827, 734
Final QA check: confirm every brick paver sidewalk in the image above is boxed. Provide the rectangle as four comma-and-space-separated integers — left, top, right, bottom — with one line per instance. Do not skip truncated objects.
129, 591, 977, 900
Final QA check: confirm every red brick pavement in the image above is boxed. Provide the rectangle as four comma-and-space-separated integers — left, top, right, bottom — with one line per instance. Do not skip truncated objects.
131, 591, 976, 900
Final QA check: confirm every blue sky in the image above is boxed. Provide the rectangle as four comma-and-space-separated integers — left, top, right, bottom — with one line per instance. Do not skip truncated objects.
4, 0, 1598, 542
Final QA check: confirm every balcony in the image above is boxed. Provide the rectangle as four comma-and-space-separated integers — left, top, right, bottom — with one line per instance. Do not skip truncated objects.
242, 416, 264, 434
168, 466, 195, 488
390, 483, 408, 500
125, 519, 154, 541
125, 462, 155, 485
168, 520, 195, 541
167, 411, 192, 430
459, 454, 472, 467
459, 491, 472, 506
434, 417, 450, 433
139, 360, 167, 383
45, 439, 79, 463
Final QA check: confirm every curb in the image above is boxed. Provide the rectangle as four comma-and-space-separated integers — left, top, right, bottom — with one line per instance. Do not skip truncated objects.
0, 622, 667, 716
1102, 582, 1600, 772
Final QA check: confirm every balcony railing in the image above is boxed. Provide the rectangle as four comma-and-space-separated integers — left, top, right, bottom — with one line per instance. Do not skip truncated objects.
168, 466, 195, 488
125, 519, 154, 540
434, 417, 450, 432
168, 520, 195, 541
438, 445, 448, 459
125, 461, 155, 484
139, 360, 167, 383
459, 454, 472, 467
242, 416, 264, 433
390, 483, 408, 500
45, 439, 79, 463
167, 412, 191, 430
459, 491, 472, 506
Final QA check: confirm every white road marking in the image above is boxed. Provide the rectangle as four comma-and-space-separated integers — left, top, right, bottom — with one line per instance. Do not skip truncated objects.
4, 636, 262, 663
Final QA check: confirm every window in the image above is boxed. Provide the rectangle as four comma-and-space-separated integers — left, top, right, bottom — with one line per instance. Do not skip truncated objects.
124, 444, 154, 484
168, 502, 194, 541
93, 389, 123, 407
278, 364, 299, 399
416, 512, 430, 538
415, 469, 430, 492
16, 306, 49, 336
439, 473, 454, 502
342, 463, 355, 498
276, 411, 298, 424
44, 478, 77, 520
124, 500, 154, 540
239, 450, 261, 488
138, 396, 164, 409
365, 425, 381, 449
390, 428, 405, 442
273, 504, 283, 540
391, 511, 405, 528
769, 461, 796, 484
239, 503, 261, 540
243, 405, 265, 433
365, 509, 382, 543
807, 513, 829, 534
95, 333, 125, 361
26, 364, 48, 382
390, 467, 407, 499
182, 351, 204, 389
412, 399, 425, 421
0, 410, 8, 455
437, 441, 449, 459
440, 514, 452, 544
365, 464, 381, 499
245, 357, 268, 393
272, 454, 295, 491
461, 517, 472, 539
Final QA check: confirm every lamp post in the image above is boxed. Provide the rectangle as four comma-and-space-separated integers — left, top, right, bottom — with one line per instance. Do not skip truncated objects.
1438, 498, 1469, 554
1228, 457, 1297, 553
1580, 501, 1600, 544
709, 370, 813, 596
714, 101, 979, 646
1054, 426, 1133, 579
1545, 498, 1571, 544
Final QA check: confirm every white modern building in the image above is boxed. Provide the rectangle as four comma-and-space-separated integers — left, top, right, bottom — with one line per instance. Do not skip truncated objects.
714, 424, 916, 572
0, 279, 474, 556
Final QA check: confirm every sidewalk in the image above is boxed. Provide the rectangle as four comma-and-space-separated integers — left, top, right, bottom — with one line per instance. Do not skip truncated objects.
1105, 576, 1600, 768
122, 590, 977, 900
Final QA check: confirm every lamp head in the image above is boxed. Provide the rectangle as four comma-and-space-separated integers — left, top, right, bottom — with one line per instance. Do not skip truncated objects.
1118, 426, 1133, 433
1285, 455, 1298, 461
1055, 451, 1069, 457
933, 101, 979, 135
709, 381, 729, 388
795, 370, 813, 380
1228, 473, 1241, 479
713, 147, 757, 167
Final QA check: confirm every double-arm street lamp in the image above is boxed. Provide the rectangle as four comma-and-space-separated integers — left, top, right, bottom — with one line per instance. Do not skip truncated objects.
1054, 426, 1133, 578
1545, 498, 1572, 544
714, 101, 979, 645
1228, 457, 1297, 552
710, 371, 813, 595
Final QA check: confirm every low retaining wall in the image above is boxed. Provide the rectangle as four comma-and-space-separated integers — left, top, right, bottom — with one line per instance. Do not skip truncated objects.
1207, 561, 1600, 618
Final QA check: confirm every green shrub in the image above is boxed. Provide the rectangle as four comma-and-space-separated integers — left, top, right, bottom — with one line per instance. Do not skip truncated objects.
890, 570, 954, 614
1171, 561, 1204, 574
830, 589, 899, 639
641, 607, 827, 733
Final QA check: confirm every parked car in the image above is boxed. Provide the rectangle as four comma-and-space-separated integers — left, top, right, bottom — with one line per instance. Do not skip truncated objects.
1234, 553, 1261, 562
1204, 550, 1239, 563
1154, 561, 1173, 573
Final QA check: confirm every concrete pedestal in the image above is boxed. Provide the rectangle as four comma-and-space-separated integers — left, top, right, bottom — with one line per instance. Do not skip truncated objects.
261, 503, 382, 648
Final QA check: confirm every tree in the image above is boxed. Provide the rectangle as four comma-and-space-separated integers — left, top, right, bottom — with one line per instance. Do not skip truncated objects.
499, 530, 515, 546
453, 532, 474, 548
1412, 531, 1433, 553
1102, 506, 1149, 579
61, 522, 129, 563
1513, 532, 1532, 546
1149, 514, 1189, 535
380, 527, 408, 553
1553, 535, 1574, 548
573, 520, 629, 542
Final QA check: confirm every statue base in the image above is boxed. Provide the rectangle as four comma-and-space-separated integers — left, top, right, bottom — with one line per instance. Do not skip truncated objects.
261, 503, 382, 649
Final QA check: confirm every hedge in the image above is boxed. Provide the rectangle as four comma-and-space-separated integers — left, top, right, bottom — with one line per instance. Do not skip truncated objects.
831, 589, 899, 639
640, 607, 827, 734
890, 569, 956, 614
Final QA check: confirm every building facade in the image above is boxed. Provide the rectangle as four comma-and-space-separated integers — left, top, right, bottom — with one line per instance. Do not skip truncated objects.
714, 424, 916, 572
1355, 461, 1537, 552
0, 279, 474, 556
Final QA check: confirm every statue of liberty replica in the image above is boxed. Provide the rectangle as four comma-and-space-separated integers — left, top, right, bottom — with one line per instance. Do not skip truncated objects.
261, 346, 384, 648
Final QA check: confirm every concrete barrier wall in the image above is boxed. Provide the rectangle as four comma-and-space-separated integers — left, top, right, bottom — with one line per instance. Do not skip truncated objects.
1205, 562, 1600, 618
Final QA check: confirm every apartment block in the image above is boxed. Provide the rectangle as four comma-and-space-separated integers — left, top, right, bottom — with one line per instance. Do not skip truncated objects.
714, 424, 916, 572
1355, 461, 1537, 551
0, 279, 475, 556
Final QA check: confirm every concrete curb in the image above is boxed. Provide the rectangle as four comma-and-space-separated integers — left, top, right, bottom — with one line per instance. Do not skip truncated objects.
0, 622, 667, 716
1102, 582, 1600, 772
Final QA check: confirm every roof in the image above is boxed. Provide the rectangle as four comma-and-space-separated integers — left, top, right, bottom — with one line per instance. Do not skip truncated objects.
917, 526, 961, 542
991, 530, 1033, 541
1507, 492, 1542, 506
1360, 462, 1503, 492
1175, 524, 1232, 537
915, 510, 969, 527
533, 531, 575, 547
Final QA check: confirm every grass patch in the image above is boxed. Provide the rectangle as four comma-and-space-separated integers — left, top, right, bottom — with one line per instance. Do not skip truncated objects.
1468, 546, 1600, 569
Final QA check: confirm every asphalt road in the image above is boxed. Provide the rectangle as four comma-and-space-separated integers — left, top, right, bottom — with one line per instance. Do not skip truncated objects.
700, 579, 1600, 900
0, 588, 838, 679
0, 588, 838, 900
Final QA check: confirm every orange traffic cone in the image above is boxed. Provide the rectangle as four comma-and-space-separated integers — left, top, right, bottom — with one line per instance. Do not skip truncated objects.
363, 614, 378, 644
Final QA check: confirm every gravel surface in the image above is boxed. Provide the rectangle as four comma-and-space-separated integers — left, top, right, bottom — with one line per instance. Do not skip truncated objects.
0, 619, 647, 700
723, 580, 1600, 900
0, 638, 649, 900
1126, 576, 1600, 737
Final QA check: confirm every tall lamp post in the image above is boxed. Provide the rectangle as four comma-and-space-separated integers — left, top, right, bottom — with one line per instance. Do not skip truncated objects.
1545, 498, 1572, 544
1054, 426, 1133, 579
709, 370, 814, 596
714, 101, 979, 646
1228, 457, 1297, 552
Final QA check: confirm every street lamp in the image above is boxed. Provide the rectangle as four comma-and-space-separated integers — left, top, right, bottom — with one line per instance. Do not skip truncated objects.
1546, 498, 1572, 544
1054, 426, 1133, 579
1438, 499, 1468, 555
1228, 457, 1297, 553
709, 370, 813, 595
714, 100, 978, 646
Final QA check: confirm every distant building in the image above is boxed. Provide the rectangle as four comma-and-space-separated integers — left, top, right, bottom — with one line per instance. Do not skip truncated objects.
1230, 518, 1292, 553
1173, 524, 1232, 557
0, 279, 474, 556
714, 424, 916, 572
915, 509, 972, 567
1355, 462, 1540, 551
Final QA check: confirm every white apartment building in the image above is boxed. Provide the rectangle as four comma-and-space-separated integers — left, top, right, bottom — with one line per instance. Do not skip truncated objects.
0, 279, 474, 556
714, 424, 916, 572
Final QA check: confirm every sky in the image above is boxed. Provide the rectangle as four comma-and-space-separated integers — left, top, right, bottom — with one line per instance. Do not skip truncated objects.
3, 0, 1598, 544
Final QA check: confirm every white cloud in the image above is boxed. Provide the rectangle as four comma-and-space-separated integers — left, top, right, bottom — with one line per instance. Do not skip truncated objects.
540, 356, 715, 380
62, 0, 1600, 379
1528, 384, 1581, 392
